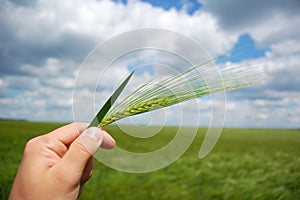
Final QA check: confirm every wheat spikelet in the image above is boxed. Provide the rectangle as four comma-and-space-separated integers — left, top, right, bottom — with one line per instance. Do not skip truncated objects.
99, 58, 262, 127
99, 98, 170, 127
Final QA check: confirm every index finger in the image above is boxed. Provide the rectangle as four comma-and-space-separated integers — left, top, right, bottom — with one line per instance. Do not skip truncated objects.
48, 122, 88, 146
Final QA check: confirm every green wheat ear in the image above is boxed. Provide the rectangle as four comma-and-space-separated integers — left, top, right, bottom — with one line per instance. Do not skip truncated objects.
99, 58, 262, 127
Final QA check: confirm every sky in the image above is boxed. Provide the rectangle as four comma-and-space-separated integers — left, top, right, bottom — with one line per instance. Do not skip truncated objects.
0, 0, 299, 128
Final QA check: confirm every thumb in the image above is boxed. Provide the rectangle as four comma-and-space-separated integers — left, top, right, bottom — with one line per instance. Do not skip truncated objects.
59, 127, 104, 174
78, 127, 105, 156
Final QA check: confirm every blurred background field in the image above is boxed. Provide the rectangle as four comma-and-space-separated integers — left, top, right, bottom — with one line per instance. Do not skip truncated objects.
1, 120, 299, 199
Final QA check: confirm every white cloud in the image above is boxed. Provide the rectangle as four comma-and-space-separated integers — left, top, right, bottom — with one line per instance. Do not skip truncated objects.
0, 0, 299, 128
249, 14, 300, 48
219, 38, 300, 128
200, 0, 300, 48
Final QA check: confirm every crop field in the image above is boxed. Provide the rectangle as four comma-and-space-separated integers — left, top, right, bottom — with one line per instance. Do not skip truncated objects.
1, 120, 300, 199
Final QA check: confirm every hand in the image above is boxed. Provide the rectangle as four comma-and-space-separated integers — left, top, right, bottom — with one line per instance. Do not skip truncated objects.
9, 122, 115, 200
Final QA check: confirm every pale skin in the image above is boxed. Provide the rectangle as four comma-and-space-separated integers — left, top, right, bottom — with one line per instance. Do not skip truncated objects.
9, 122, 116, 200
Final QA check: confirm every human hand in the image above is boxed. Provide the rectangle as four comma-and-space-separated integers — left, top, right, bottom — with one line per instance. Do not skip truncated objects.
9, 122, 115, 200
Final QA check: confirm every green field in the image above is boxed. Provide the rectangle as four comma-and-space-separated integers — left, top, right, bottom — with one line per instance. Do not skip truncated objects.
1, 120, 300, 199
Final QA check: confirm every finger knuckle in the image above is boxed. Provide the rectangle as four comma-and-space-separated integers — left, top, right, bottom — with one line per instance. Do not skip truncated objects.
24, 136, 42, 154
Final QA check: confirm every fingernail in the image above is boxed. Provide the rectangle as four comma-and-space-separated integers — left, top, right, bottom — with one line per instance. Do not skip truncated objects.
79, 127, 104, 155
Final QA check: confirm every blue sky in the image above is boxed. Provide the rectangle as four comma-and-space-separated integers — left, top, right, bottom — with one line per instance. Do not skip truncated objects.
0, 0, 299, 128
114, 0, 202, 14
217, 34, 270, 63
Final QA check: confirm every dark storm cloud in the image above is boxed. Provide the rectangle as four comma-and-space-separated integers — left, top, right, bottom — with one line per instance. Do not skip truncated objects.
201, 0, 300, 30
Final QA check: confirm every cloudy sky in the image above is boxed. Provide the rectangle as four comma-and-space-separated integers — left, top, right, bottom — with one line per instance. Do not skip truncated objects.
0, 0, 299, 128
